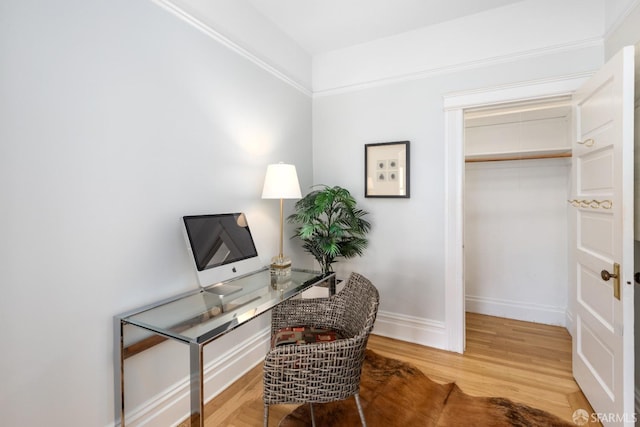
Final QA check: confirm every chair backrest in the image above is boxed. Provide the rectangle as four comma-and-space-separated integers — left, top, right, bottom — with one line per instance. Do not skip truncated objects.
335, 272, 379, 339
262, 272, 380, 410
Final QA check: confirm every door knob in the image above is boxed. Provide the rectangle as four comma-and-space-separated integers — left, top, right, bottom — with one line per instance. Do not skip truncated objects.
635, 272, 640, 284
601, 263, 621, 300
601, 269, 618, 281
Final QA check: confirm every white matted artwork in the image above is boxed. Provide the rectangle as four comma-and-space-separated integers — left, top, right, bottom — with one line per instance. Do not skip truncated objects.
365, 141, 410, 198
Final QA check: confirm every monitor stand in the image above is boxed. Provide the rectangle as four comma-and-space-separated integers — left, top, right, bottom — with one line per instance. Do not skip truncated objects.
205, 283, 242, 296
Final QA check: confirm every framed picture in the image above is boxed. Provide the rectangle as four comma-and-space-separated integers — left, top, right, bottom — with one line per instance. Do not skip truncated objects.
364, 141, 410, 198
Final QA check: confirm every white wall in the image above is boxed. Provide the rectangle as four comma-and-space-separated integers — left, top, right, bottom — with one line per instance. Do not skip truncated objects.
312, 6, 604, 346
0, 0, 312, 426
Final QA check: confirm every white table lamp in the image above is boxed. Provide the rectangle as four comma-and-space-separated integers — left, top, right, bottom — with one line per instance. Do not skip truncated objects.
262, 163, 301, 282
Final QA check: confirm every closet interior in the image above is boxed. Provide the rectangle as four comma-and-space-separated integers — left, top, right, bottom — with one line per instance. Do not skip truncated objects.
463, 97, 573, 326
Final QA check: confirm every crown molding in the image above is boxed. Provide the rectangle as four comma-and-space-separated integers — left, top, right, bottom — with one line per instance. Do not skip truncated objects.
313, 37, 603, 98
604, 0, 640, 41
151, 0, 606, 100
150, 0, 312, 97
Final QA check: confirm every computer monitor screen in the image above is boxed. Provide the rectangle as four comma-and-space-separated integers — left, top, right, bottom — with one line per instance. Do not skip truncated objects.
182, 213, 262, 287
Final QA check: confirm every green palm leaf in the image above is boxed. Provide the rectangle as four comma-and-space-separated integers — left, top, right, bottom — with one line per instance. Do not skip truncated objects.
288, 185, 371, 274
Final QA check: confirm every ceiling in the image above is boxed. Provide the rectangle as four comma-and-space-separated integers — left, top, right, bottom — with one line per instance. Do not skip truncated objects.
245, 0, 527, 54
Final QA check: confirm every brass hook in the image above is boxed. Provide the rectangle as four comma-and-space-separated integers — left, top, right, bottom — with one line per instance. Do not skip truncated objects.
577, 138, 595, 147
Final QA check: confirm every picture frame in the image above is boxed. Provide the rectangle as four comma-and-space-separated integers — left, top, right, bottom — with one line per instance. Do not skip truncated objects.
364, 141, 410, 198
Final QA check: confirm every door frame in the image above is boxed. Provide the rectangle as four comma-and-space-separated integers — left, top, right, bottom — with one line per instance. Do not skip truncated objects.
442, 73, 592, 353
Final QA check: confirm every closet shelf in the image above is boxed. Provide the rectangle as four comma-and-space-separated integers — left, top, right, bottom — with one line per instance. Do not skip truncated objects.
465, 148, 572, 163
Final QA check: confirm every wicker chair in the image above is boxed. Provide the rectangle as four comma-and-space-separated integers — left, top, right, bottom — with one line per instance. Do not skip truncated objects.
263, 272, 379, 427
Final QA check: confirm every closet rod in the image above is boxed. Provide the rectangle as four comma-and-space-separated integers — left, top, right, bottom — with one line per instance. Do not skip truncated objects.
465, 151, 572, 163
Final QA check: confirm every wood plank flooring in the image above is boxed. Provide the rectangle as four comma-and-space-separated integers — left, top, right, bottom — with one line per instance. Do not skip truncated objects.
182, 313, 598, 426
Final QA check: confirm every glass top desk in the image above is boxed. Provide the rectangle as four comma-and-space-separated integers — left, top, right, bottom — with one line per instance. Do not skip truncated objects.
118, 267, 335, 427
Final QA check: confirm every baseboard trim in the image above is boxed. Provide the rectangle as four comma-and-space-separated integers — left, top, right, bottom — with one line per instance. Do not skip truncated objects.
565, 309, 575, 338
118, 327, 270, 427
466, 295, 567, 326
373, 310, 447, 350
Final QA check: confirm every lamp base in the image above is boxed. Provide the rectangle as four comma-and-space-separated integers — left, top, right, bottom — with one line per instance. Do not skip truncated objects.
270, 255, 292, 289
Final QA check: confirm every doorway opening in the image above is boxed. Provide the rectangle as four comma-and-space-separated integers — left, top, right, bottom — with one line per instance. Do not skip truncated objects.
445, 47, 637, 420
442, 75, 590, 353
463, 97, 572, 329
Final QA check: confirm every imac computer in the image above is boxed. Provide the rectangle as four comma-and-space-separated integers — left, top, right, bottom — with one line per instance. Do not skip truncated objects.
182, 212, 262, 295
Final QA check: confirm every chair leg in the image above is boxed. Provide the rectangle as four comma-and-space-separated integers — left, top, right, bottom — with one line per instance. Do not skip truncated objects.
354, 393, 367, 427
264, 404, 269, 427
309, 402, 316, 427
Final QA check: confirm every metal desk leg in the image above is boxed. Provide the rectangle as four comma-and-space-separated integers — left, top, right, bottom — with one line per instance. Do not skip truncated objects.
189, 343, 204, 427
120, 320, 126, 427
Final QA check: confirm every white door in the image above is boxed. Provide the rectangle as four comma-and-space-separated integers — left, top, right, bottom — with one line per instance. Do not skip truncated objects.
571, 46, 635, 426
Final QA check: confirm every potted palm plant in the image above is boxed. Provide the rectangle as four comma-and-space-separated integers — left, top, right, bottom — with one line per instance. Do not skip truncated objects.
288, 185, 371, 274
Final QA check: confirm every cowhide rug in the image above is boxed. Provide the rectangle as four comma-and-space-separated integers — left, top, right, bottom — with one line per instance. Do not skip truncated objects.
279, 350, 574, 427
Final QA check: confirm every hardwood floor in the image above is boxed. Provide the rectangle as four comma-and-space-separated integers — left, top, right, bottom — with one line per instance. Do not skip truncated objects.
185, 313, 598, 426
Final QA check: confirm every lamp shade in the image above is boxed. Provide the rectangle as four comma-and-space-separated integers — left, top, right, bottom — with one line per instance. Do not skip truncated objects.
261, 163, 302, 199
